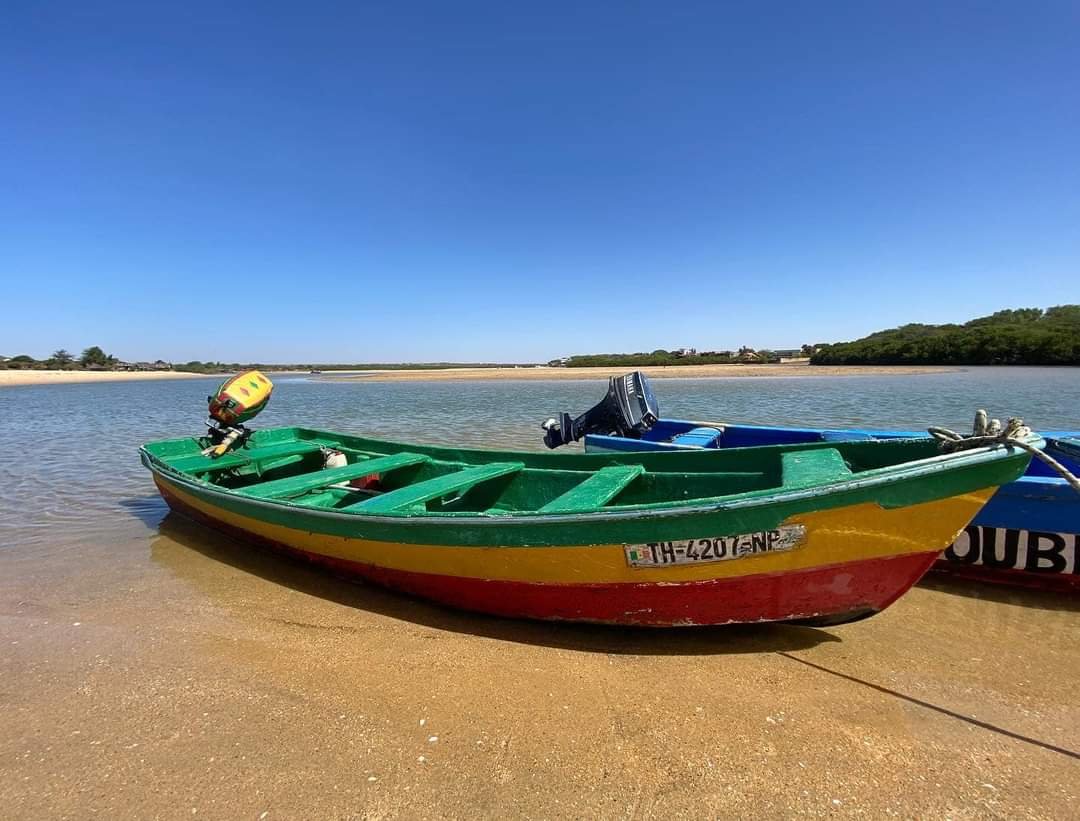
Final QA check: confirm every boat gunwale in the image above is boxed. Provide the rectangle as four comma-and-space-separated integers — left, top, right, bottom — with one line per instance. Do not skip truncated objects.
592, 419, 1078, 489
138, 431, 1043, 526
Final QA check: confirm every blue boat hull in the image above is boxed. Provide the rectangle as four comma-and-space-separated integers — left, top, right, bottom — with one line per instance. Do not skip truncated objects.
586, 420, 1080, 592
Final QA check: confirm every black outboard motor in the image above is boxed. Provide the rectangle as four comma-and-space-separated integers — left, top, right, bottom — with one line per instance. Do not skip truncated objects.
542, 371, 659, 449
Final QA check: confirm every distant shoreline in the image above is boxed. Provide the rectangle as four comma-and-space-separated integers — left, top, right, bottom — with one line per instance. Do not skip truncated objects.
320, 361, 957, 382
0, 361, 960, 388
0, 370, 210, 388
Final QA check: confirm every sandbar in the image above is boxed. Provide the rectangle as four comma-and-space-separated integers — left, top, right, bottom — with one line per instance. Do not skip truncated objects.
325, 361, 955, 382
0, 370, 208, 388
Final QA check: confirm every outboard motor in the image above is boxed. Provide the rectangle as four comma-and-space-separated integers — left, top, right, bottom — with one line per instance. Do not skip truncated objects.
541, 371, 659, 449
203, 370, 274, 457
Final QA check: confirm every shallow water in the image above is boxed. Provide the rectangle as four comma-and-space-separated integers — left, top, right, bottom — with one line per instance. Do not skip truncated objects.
1, 366, 1077, 550
1, 368, 1078, 816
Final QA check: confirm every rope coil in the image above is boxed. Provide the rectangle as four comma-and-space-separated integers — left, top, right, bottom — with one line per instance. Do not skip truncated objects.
928, 410, 1080, 495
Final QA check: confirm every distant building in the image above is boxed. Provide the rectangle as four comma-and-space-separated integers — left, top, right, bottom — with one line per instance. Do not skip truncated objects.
120, 360, 174, 371
736, 346, 761, 362
674, 347, 698, 358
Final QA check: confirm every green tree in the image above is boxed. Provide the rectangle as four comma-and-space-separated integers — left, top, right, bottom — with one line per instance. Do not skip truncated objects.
6, 354, 37, 369
50, 349, 74, 367
80, 346, 110, 367
810, 305, 1080, 366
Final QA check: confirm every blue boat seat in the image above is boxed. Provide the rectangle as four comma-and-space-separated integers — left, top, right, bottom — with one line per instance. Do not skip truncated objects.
669, 427, 723, 448
821, 430, 876, 442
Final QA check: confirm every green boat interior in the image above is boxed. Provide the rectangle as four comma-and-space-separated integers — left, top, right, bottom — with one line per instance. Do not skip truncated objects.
140, 427, 979, 517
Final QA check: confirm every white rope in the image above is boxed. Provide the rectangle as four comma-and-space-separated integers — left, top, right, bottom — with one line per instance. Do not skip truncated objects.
928, 410, 1080, 495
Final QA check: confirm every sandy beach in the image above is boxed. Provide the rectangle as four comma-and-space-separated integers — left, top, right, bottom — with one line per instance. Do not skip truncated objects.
324, 362, 955, 382
0, 369, 208, 388
2, 523, 1076, 819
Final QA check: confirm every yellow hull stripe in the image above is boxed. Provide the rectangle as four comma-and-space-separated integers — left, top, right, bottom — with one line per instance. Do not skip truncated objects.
159, 478, 993, 585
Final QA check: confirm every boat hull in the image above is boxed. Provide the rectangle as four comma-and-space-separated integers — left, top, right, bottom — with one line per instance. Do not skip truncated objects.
153, 474, 986, 627
938, 476, 1080, 592
587, 423, 1080, 594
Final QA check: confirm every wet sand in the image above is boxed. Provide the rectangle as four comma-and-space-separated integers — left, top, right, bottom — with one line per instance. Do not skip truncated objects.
327, 362, 955, 382
0, 370, 207, 388
2, 515, 1077, 819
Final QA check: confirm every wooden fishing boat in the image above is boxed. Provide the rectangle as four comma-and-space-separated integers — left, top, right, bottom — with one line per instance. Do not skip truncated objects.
586, 419, 1080, 593
141, 426, 1038, 626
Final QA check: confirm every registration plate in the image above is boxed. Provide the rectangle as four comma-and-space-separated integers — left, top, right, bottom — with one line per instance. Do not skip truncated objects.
624, 525, 807, 567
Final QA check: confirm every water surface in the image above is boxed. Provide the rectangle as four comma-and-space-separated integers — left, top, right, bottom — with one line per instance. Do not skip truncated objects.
1, 366, 1077, 550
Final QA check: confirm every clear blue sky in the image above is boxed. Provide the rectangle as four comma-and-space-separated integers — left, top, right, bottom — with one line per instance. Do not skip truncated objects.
2, 2, 1077, 363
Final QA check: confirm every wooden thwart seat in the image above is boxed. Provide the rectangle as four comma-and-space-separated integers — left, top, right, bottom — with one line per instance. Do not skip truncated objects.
168, 441, 325, 474
239, 452, 430, 499
538, 465, 644, 513
346, 462, 524, 513
781, 448, 852, 487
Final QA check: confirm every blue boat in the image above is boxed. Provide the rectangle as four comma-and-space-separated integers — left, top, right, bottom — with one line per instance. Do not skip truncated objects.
585, 418, 1080, 592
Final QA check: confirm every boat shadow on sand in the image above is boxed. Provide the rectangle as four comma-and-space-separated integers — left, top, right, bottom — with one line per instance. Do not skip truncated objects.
917, 572, 1080, 613
138, 505, 842, 656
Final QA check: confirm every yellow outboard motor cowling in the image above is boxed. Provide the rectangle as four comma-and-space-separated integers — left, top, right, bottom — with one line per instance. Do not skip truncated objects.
204, 370, 274, 457
208, 370, 274, 426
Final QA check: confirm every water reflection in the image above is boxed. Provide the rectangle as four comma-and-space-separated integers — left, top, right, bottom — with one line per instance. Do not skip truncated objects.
149, 512, 839, 655
118, 495, 171, 530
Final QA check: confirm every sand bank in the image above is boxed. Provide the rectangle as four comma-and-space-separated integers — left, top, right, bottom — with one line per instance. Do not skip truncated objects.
326, 361, 955, 382
2, 520, 1076, 818
0, 369, 209, 388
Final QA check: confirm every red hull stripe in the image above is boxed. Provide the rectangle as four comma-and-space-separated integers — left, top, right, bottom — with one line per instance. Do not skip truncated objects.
160, 486, 938, 626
